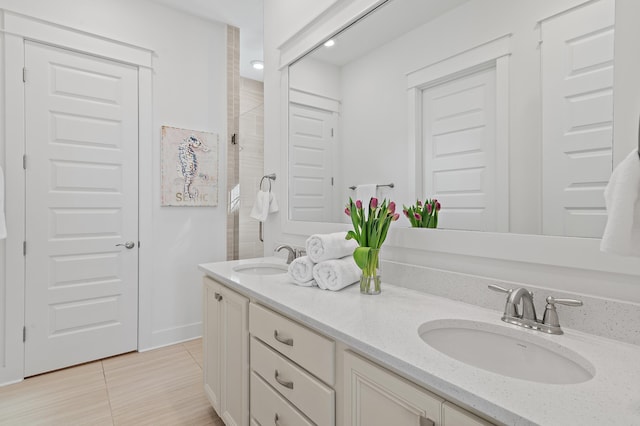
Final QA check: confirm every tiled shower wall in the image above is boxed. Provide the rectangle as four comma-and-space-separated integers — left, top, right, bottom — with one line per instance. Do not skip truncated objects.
239, 78, 265, 259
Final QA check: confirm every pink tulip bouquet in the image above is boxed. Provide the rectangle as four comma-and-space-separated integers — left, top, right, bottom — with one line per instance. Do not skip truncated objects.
345, 197, 399, 294
403, 198, 441, 228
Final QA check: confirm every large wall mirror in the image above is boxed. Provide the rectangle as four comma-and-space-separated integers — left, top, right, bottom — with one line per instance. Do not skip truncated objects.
287, 0, 617, 238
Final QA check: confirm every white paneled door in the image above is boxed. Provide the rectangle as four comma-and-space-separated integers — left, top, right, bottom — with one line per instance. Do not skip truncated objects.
421, 66, 500, 232
541, 0, 614, 237
289, 103, 336, 222
24, 41, 139, 376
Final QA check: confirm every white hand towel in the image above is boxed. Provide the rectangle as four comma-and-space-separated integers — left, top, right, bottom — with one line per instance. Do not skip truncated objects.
288, 256, 317, 287
600, 149, 640, 257
269, 191, 279, 213
306, 232, 358, 263
0, 166, 6, 240
355, 184, 377, 205
250, 190, 271, 222
312, 256, 360, 291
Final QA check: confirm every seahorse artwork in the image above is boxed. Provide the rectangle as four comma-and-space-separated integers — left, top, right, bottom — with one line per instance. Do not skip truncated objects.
161, 126, 219, 206
177, 135, 210, 200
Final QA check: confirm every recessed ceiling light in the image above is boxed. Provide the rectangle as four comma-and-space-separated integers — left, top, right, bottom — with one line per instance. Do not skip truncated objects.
324, 39, 335, 47
251, 60, 264, 70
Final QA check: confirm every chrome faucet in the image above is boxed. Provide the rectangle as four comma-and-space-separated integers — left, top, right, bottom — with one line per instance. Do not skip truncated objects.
489, 285, 582, 335
274, 244, 305, 264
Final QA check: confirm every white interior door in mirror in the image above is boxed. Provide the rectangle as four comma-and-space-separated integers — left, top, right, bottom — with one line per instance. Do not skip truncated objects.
422, 66, 502, 232
541, 0, 614, 238
289, 103, 337, 222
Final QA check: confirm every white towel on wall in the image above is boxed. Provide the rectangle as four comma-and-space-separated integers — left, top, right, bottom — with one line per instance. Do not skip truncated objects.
600, 149, 640, 257
269, 192, 279, 213
312, 256, 360, 291
250, 190, 271, 222
306, 232, 358, 263
0, 166, 6, 240
355, 184, 377, 205
288, 256, 316, 287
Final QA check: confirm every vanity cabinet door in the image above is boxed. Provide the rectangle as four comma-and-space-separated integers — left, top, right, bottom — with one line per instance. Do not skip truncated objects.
203, 277, 249, 426
343, 351, 443, 426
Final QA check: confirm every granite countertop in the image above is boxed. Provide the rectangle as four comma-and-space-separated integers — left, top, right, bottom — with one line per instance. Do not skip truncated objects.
199, 257, 640, 426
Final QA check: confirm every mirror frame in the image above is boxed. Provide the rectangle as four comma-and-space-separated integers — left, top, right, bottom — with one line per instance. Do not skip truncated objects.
277, 0, 640, 278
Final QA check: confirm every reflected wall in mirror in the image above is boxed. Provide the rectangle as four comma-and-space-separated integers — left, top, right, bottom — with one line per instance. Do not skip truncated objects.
287, 0, 616, 237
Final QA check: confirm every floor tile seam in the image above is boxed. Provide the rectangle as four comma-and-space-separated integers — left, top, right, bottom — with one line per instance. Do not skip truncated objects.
100, 361, 116, 426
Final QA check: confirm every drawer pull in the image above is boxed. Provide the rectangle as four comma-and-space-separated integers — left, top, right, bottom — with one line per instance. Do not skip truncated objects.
273, 330, 294, 346
274, 369, 294, 389
214, 292, 222, 301
274, 413, 281, 426
419, 415, 435, 426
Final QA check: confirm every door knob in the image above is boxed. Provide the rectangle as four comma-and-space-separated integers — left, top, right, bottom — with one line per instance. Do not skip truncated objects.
116, 241, 135, 249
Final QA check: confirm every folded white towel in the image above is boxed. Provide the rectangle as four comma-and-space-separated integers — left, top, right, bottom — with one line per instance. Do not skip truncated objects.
601, 149, 640, 257
0, 165, 6, 240
288, 256, 316, 286
306, 232, 358, 263
312, 256, 360, 291
269, 191, 279, 213
250, 190, 271, 222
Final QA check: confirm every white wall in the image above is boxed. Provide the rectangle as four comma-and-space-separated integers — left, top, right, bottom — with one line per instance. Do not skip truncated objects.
0, 0, 227, 384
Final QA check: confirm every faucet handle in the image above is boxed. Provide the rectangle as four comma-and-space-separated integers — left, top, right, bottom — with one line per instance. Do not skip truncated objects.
488, 284, 511, 294
542, 296, 583, 333
546, 296, 583, 307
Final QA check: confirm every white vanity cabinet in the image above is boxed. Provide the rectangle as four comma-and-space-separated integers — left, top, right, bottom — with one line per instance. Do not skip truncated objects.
201, 274, 494, 426
203, 277, 249, 426
249, 302, 336, 425
343, 351, 494, 426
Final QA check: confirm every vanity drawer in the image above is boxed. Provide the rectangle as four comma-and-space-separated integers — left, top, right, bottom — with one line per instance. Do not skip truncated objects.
251, 337, 335, 426
251, 371, 314, 426
442, 402, 495, 426
249, 302, 335, 385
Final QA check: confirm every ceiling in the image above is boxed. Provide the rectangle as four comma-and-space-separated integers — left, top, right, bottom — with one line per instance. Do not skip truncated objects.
149, 0, 264, 81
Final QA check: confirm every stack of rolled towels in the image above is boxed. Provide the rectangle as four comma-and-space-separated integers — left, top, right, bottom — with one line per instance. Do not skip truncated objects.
288, 232, 360, 291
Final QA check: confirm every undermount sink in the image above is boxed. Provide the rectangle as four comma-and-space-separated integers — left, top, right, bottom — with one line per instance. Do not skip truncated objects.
233, 263, 288, 275
418, 319, 594, 384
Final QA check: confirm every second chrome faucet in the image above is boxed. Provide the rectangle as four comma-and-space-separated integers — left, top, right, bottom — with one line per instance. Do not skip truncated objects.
489, 284, 582, 335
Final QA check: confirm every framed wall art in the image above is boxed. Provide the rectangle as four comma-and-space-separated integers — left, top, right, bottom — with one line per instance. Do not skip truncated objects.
161, 126, 219, 206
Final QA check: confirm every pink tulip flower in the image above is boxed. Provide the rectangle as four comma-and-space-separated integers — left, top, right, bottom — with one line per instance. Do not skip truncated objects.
414, 213, 422, 221
388, 201, 396, 214
393, 213, 400, 221
436, 201, 441, 211
370, 197, 378, 209
356, 200, 363, 209
344, 207, 350, 216
427, 204, 432, 214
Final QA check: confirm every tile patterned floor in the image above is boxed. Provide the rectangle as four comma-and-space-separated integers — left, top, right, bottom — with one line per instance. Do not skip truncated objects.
0, 339, 223, 425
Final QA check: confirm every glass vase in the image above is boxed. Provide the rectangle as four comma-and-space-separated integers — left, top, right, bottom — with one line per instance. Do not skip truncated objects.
359, 248, 381, 295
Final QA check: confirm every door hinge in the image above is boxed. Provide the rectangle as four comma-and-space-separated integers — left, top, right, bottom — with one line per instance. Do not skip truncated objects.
23, 241, 26, 256
23, 154, 26, 170
23, 326, 26, 342
331, 128, 334, 137
22, 67, 27, 83
331, 177, 334, 186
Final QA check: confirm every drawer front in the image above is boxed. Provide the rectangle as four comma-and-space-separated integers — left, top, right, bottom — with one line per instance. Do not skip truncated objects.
442, 402, 495, 426
251, 372, 314, 426
251, 338, 335, 426
249, 303, 335, 385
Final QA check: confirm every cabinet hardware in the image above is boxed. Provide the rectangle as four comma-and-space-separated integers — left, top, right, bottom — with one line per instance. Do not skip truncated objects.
273, 329, 293, 346
274, 369, 294, 389
214, 293, 223, 302
274, 413, 281, 426
419, 415, 435, 426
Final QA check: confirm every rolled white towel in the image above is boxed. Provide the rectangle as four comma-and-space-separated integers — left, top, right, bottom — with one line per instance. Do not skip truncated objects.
312, 256, 360, 291
306, 232, 358, 263
288, 256, 316, 287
